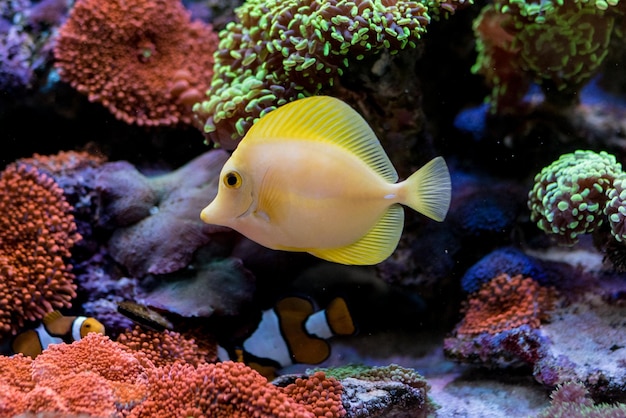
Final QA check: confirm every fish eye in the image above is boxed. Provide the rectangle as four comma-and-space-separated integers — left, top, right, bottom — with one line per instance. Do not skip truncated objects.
224, 171, 242, 189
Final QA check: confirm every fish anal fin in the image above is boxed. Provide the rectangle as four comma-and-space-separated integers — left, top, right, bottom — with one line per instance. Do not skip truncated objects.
275, 297, 330, 364
245, 96, 398, 183
309, 204, 404, 265
326, 298, 356, 336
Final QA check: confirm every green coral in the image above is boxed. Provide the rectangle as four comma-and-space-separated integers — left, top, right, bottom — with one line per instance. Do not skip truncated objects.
527, 150, 622, 245
310, 363, 429, 389
472, 0, 625, 112
537, 381, 626, 418
604, 175, 626, 242
192, 0, 470, 150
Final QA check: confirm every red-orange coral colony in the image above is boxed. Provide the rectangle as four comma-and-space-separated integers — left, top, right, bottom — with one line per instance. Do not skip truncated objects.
0, 333, 346, 417
0, 163, 81, 335
457, 273, 556, 335
54, 0, 218, 126
116, 325, 216, 367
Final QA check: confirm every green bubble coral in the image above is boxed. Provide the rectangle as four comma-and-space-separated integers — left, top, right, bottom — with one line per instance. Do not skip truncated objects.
472, 0, 625, 112
311, 363, 429, 389
193, 0, 470, 150
528, 150, 622, 245
604, 175, 626, 242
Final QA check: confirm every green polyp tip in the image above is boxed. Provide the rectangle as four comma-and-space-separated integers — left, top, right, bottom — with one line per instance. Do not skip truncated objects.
610, 213, 621, 223
204, 122, 216, 133
557, 201, 569, 211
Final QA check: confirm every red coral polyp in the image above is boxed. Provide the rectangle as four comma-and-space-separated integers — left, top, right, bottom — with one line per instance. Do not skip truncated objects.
53, 0, 218, 127
457, 273, 556, 336
0, 163, 81, 335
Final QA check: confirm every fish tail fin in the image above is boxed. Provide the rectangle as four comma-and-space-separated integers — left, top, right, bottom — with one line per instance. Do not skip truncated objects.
402, 156, 451, 222
325, 297, 356, 336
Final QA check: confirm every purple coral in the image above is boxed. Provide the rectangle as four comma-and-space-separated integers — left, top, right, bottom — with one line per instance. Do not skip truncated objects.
95, 150, 233, 278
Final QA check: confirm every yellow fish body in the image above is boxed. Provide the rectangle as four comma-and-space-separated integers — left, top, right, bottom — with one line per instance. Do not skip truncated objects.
201, 96, 451, 265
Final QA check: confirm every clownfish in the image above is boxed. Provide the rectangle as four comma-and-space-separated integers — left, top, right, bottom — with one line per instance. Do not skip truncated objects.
200, 95, 451, 265
11, 310, 106, 359
218, 296, 356, 379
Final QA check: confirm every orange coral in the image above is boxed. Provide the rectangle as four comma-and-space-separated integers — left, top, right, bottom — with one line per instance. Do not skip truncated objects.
282, 372, 346, 418
0, 354, 34, 417
0, 163, 81, 335
117, 325, 216, 367
18, 150, 107, 176
0, 332, 346, 417
127, 361, 317, 418
457, 273, 556, 335
53, 0, 218, 126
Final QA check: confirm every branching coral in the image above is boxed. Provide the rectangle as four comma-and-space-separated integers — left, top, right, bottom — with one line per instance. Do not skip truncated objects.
192, 0, 468, 149
457, 273, 556, 335
0, 163, 81, 336
54, 0, 218, 126
472, 0, 625, 112
528, 150, 622, 245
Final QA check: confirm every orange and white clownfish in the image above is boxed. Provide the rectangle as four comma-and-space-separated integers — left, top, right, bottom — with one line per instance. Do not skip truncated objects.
218, 296, 356, 378
12, 310, 106, 359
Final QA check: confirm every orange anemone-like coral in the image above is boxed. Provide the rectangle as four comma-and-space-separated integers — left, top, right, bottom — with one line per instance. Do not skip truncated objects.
0, 333, 348, 417
117, 325, 217, 367
282, 372, 346, 418
127, 361, 317, 418
54, 0, 218, 126
457, 273, 556, 335
0, 163, 81, 336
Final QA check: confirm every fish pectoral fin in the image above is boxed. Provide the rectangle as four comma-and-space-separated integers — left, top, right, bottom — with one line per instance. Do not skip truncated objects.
309, 204, 404, 265
255, 168, 281, 223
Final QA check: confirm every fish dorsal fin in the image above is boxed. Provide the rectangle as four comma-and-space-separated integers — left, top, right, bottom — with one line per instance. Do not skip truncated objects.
245, 96, 398, 183
42, 310, 63, 327
309, 204, 404, 265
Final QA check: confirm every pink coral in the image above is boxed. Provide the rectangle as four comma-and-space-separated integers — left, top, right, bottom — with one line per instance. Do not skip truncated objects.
54, 0, 218, 126
0, 163, 81, 335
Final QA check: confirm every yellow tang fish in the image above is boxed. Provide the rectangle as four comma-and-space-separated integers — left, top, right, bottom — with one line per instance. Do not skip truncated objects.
201, 96, 451, 265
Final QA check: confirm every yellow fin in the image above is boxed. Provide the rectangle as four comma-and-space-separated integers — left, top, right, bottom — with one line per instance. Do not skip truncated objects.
42, 310, 63, 326
325, 298, 356, 336
309, 204, 404, 265
244, 96, 398, 183
255, 168, 281, 222
402, 156, 451, 221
